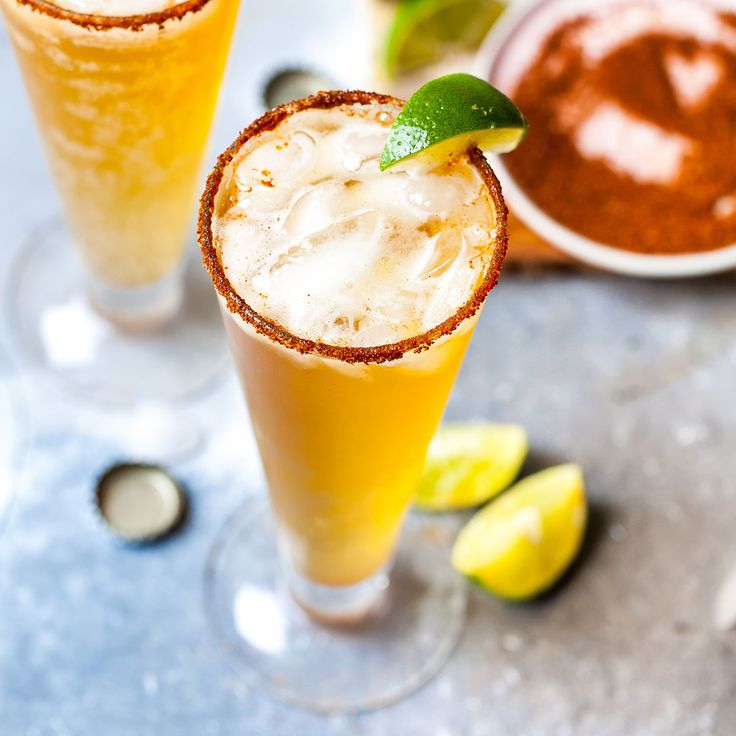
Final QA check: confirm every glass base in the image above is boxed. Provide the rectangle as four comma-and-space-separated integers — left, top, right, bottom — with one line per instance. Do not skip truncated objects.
204, 496, 468, 714
87, 266, 183, 330
5, 219, 229, 405
282, 556, 390, 625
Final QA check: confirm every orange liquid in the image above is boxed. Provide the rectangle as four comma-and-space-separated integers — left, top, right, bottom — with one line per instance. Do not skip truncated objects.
223, 308, 479, 587
1, 0, 239, 286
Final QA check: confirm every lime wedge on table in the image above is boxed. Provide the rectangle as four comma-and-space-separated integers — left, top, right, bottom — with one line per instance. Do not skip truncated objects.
384, 0, 506, 79
452, 465, 587, 601
380, 73, 528, 171
415, 423, 528, 511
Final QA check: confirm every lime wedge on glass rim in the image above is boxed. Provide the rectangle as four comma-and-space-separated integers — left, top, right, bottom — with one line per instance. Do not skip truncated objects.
380, 73, 528, 171
452, 465, 588, 601
384, 0, 507, 79
415, 423, 528, 512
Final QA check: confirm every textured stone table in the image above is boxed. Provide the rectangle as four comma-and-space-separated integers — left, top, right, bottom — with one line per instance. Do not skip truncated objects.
2, 2, 736, 734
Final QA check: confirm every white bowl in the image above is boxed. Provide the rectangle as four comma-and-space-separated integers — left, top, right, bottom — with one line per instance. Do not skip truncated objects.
473, 0, 736, 278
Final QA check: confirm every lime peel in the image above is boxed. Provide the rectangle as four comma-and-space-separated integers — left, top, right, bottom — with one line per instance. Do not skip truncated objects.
380, 73, 528, 171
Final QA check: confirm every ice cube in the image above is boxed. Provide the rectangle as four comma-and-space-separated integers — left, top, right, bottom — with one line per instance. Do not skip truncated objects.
307, 209, 382, 251
283, 181, 345, 237
415, 228, 465, 281
335, 126, 386, 173
268, 242, 314, 275
400, 174, 468, 216
240, 130, 317, 187
257, 210, 384, 312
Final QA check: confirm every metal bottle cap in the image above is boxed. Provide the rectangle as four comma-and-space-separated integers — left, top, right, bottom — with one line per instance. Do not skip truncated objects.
263, 68, 338, 109
95, 463, 187, 543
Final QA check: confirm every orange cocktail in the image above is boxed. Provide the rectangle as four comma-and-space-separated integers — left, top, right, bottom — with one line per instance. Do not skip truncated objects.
1, 0, 239, 323
200, 91, 507, 609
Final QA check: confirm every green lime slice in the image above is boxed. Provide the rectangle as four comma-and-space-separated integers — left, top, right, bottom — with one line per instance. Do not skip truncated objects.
452, 464, 587, 601
384, 0, 507, 79
380, 72, 528, 171
415, 423, 528, 512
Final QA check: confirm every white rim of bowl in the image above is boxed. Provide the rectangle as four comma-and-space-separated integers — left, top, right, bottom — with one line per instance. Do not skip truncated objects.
473, 0, 736, 279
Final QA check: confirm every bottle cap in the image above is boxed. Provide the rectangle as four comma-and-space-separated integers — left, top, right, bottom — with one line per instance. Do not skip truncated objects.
95, 463, 187, 543
263, 68, 337, 109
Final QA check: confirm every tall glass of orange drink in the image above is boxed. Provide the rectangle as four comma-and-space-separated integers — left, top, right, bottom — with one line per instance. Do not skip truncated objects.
199, 90, 508, 712
1, 0, 239, 401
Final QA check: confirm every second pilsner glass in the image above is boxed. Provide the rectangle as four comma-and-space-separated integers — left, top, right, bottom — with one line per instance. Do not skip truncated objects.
1, 0, 239, 400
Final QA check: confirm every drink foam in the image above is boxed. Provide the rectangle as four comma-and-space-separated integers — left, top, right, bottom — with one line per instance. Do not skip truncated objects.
49, 0, 182, 15
213, 103, 498, 348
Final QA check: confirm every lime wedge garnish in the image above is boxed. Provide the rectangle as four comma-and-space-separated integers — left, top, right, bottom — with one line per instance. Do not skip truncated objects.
380, 72, 527, 171
452, 465, 587, 601
415, 423, 528, 512
384, 0, 507, 79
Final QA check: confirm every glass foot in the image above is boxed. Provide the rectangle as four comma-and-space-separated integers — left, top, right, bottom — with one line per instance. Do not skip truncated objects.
5, 219, 229, 405
204, 496, 468, 714
282, 557, 391, 625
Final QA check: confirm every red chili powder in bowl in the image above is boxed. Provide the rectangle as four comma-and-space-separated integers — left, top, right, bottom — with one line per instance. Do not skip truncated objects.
501, 0, 736, 256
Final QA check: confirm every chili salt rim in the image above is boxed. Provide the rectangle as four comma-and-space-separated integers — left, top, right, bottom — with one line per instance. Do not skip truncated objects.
12, 0, 213, 31
198, 89, 509, 365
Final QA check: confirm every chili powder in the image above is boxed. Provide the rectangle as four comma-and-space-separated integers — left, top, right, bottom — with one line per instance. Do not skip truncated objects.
504, 9, 736, 255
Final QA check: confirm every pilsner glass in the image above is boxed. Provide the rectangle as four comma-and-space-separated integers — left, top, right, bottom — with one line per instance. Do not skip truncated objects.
1, 0, 239, 402
199, 91, 509, 712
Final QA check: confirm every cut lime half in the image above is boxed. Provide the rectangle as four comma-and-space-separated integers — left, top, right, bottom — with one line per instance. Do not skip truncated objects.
380, 73, 528, 171
384, 0, 507, 79
452, 464, 587, 601
415, 422, 528, 512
